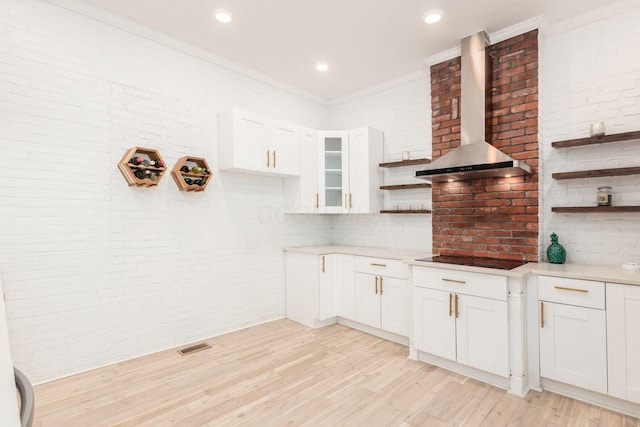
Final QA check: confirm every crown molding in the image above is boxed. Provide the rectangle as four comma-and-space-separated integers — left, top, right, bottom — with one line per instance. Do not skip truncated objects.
45, 0, 331, 106
329, 71, 428, 107
422, 16, 543, 68
545, 0, 640, 36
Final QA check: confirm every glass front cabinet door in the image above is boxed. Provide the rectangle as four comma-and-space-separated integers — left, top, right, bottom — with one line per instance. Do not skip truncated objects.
318, 131, 350, 214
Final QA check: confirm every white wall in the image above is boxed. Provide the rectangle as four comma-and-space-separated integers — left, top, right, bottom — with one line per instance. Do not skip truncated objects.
328, 77, 433, 252
0, 0, 332, 383
541, 4, 640, 264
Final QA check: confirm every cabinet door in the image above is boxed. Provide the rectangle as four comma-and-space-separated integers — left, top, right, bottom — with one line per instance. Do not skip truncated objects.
539, 301, 607, 393
413, 288, 456, 361
348, 127, 382, 214
270, 119, 300, 176
607, 283, 640, 403
285, 252, 320, 327
355, 272, 381, 328
318, 131, 349, 214
233, 110, 270, 173
337, 255, 356, 321
299, 127, 319, 212
456, 295, 509, 377
318, 255, 336, 321
380, 276, 409, 336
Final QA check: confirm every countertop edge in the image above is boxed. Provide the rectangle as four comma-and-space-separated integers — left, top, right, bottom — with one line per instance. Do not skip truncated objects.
282, 245, 432, 260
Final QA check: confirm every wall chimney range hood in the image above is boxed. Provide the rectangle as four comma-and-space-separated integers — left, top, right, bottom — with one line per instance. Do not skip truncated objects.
416, 31, 531, 182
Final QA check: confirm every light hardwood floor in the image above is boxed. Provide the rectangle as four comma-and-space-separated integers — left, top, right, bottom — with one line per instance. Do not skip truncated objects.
33, 319, 639, 426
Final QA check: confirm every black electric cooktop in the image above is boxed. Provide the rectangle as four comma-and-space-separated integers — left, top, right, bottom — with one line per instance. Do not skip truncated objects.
415, 255, 527, 271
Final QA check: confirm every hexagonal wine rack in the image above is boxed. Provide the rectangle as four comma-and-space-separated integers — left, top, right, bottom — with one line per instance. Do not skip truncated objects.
171, 156, 212, 192
118, 147, 167, 187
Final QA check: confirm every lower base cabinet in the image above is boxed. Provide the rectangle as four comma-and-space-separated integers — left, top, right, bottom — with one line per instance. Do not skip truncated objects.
413, 287, 508, 377
286, 252, 353, 327
354, 257, 409, 337
607, 283, 640, 404
538, 275, 607, 394
354, 273, 408, 336
539, 301, 607, 394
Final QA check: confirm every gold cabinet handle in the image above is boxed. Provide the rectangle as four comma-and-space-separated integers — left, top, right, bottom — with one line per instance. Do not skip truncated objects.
370, 263, 387, 267
349, 193, 353, 208
315, 192, 319, 208
266, 150, 270, 167
554, 286, 589, 293
321, 256, 325, 273
273, 150, 277, 168
455, 294, 460, 318
442, 278, 466, 284
449, 293, 453, 317
375, 276, 379, 294
344, 193, 347, 208
380, 276, 383, 295
540, 301, 544, 328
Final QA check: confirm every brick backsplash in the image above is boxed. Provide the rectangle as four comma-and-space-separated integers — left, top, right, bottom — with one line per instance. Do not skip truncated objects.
431, 30, 539, 261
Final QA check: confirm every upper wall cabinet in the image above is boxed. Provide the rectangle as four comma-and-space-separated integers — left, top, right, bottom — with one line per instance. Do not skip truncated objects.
284, 127, 319, 213
217, 109, 300, 177
317, 127, 383, 214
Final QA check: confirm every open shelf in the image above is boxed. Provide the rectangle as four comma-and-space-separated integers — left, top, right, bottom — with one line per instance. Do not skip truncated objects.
551, 206, 640, 213
551, 131, 640, 148
380, 210, 432, 214
380, 183, 432, 190
118, 147, 167, 187
379, 158, 431, 168
171, 156, 212, 192
552, 166, 640, 180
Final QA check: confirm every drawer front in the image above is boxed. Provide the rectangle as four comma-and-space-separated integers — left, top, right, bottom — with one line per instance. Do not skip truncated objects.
412, 267, 507, 301
355, 256, 409, 279
538, 275, 605, 309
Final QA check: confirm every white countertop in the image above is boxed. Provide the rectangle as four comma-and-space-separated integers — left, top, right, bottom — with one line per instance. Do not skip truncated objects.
283, 245, 431, 261
284, 246, 640, 285
524, 262, 640, 286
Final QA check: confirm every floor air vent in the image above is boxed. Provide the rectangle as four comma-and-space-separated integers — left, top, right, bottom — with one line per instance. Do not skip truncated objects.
178, 342, 211, 356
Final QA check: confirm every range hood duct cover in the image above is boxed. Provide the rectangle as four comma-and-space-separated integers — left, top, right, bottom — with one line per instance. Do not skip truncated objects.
417, 31, 531, 182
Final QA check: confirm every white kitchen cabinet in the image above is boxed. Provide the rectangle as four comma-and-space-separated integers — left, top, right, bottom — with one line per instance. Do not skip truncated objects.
607, 283, 640, 404
538, 275, 607, 394
318, 131, 350, 213
335, 255, 356, 320
354, 257, 409, 337
0, 277, 21, 427
218, 108, 300, 177
412, 267, 509, 377
347, 127, 383, 214
318, 128, 382, 214
284, 127, 319, 213
285, 252, 354, 328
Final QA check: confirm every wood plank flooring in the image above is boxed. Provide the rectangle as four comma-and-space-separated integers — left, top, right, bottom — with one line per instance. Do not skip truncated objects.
32, 319, 640, 426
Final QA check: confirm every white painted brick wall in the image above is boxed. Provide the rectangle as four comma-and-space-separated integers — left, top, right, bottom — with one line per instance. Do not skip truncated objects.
0, 0, 331, 383
542, 6, 640, 265
329, 77, 434, 252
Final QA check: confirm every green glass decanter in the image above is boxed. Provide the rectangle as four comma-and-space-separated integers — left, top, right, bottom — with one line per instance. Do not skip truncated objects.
546, 232, 566, 264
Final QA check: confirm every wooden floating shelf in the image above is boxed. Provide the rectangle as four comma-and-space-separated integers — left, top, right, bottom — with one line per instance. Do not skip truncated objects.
552, 166, 640, 180
380, 183, 432, 190
380, 210, 432, 214
379, 158, 431, 168
551, 130, 640, 148
552, 206, 640, 213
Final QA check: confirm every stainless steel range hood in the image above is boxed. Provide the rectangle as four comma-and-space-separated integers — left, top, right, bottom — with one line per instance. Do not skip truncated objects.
416, 31, 531, 182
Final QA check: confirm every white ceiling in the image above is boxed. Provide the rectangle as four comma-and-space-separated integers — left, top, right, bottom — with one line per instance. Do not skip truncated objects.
72, 0, 614, 101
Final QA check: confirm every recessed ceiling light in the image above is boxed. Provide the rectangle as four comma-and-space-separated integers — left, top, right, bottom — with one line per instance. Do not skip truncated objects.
215, 9, 233, 23
423, 10, 442, 24
316, 63, 329, 72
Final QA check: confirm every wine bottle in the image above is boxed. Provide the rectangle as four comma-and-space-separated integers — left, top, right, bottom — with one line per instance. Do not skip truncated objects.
180, 166, 190, 173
